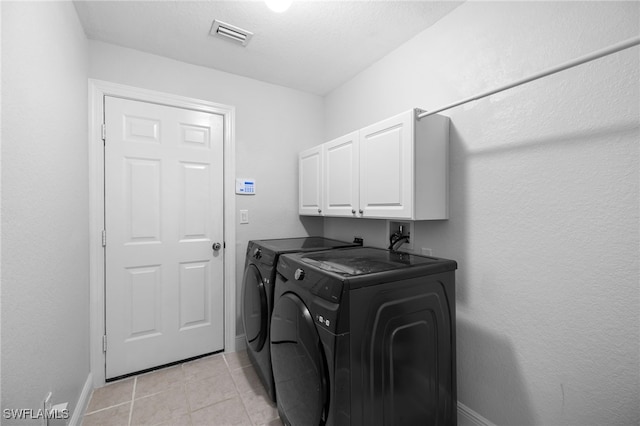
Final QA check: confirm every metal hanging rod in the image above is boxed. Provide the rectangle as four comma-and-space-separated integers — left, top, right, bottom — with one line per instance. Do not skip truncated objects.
417, 35, 640, 119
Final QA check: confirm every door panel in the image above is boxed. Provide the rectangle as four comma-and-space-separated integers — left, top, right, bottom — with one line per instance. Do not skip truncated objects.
126, 265, 162, 339
180, 162, 210, 240
126, 158, 161, 242
105, 96, 224, 379
179, 261, 210, 330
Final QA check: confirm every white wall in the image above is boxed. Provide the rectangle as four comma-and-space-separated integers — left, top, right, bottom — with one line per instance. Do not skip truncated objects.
1, 1, 90, 421
323, 2, 639, 425
87, 41, 325, 335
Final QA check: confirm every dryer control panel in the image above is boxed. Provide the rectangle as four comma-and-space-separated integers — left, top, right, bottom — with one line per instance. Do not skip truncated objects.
316, 314, 331, 328
292, 267, 344, 303
310, 296, 342, 334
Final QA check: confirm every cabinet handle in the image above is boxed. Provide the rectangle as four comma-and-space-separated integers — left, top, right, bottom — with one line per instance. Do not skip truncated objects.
352, 209, 356, 214
359, 209, 364, 215
318, 209, 322, 214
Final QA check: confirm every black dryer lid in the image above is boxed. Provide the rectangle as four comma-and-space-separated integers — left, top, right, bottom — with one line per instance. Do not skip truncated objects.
250, 237, 358, 254
296, 247, 457, 287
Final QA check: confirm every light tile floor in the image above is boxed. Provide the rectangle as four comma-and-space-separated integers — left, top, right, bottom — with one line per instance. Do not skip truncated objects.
82, 351, 282, 426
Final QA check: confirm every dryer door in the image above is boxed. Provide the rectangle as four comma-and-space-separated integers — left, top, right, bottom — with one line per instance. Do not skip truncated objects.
242, 264, 268, 351
271, 293, 328, 425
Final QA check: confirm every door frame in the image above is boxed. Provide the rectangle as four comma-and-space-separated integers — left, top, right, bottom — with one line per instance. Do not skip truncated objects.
88, 79, 236, 387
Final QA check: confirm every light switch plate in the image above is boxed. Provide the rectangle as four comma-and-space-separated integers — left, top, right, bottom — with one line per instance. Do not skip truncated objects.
240, 209, 249, 224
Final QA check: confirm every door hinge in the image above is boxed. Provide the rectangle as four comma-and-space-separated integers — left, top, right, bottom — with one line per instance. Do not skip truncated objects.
101, 123, 106, 142
102, 335, 107, 353
102, 230, 106, 247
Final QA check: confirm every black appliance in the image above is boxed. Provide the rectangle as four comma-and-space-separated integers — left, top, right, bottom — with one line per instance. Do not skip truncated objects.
270, 247, 457, 426
241, 237, 360, 402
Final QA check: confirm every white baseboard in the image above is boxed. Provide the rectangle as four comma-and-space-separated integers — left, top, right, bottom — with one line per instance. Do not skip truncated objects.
458, 402, 495, 426
69, 373, 93, 426
233, 334, 247, 352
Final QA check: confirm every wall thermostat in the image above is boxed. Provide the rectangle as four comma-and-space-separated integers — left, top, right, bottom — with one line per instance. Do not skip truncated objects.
236, 178, 256, 195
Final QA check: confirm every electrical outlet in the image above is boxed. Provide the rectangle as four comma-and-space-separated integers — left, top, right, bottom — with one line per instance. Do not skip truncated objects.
421, 247, 433, 256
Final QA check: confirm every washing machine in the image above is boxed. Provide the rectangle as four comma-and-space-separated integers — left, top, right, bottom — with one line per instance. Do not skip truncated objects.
270, 247, 457, 426
241, 237, 360, 402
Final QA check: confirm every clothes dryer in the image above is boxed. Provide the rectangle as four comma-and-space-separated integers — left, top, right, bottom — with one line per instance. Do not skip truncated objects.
241, 237, 360, 402
270, 247, 457, 426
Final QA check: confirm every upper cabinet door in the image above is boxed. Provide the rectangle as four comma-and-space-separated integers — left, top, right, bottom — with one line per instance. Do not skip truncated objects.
359, 111, 413, 219
324, 131, 360, 217
299, 145, 324, 216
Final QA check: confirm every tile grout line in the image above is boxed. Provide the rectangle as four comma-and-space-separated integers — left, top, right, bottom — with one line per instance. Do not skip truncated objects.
224, 355, 257, 426
128, 377, 137, 426
84, 400, 131, 416
228, 352, 281, 426
187, 355, 245, 422
186, 354, 239, 420
85, 353, 262, 425
181, 362, 194, 418
84, 376, 137, 417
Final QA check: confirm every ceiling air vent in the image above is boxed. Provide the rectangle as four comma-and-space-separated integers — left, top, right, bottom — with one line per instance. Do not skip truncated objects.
210, 20, 253, 47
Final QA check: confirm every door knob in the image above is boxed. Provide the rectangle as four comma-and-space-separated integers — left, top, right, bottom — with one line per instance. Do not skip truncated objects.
212, 242, 222, 251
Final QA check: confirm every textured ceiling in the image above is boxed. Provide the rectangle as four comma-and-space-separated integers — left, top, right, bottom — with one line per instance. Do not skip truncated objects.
73, 0, 462, 95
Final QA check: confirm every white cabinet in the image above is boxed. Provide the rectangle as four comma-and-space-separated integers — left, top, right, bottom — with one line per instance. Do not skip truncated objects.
359, 110, 414, 218
298, 145, 323, 216
323, 131, 359, 217
299, 109, 450, 220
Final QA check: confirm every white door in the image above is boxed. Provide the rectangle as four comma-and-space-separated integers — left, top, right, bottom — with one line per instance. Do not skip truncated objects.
298, 145, 324, 216
324, 131, 360, 217
359, 111, 413, 219
104, 96, 225, 379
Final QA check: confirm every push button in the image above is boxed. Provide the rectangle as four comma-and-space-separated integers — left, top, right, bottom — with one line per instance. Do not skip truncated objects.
316, 315, 331, 329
